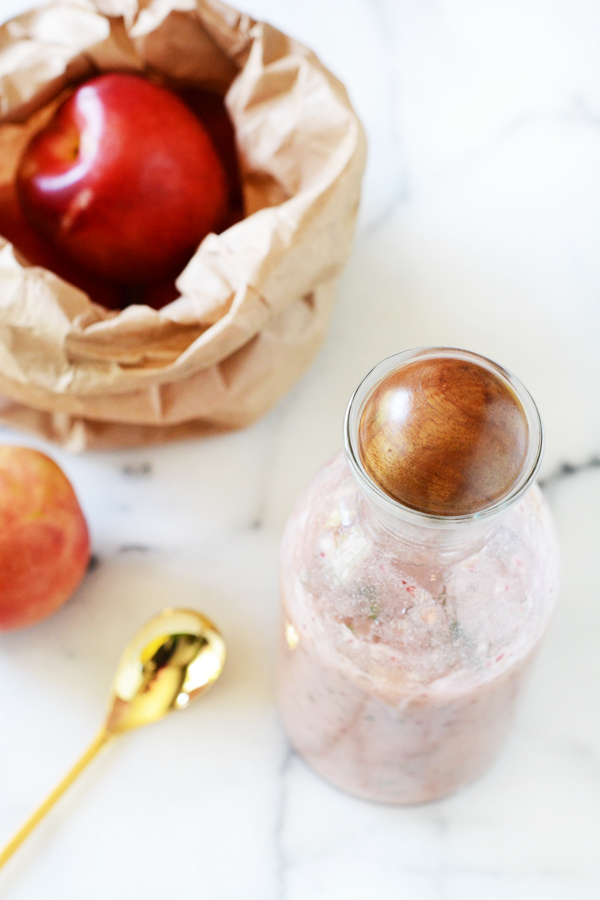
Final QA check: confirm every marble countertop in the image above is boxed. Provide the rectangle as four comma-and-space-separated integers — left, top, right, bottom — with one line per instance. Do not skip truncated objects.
0, 1, 599, 898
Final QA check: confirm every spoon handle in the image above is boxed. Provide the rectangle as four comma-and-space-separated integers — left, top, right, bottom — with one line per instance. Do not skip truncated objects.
0, 728, 113, 870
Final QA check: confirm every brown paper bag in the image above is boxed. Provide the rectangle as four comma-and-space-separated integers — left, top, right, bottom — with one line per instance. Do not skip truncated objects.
0, 0, 366, 450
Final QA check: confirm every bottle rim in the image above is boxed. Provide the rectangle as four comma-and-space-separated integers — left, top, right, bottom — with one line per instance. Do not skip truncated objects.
344, 347, 545, 529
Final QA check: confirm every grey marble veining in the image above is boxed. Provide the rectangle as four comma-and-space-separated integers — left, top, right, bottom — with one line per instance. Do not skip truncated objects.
0, 1, 599, 898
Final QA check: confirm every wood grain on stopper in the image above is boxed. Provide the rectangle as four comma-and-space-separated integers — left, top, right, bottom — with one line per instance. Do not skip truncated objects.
358, 357, 529, 516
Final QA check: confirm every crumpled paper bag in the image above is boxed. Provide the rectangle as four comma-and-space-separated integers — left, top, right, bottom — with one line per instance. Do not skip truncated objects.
0, 0, 366, 450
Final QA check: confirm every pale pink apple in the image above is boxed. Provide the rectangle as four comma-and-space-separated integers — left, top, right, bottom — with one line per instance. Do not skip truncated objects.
0, 446, 90, 631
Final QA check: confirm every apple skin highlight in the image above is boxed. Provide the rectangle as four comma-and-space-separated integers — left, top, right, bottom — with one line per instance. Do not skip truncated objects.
16, 73, 229, 285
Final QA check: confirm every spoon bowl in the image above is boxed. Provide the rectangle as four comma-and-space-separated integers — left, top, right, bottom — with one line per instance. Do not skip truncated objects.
106, 608, 226, 734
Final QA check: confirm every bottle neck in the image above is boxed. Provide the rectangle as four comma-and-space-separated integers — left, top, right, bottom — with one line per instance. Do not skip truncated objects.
354, 478, 502, 568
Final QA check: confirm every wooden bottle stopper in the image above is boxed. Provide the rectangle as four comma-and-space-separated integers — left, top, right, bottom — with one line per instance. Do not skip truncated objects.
357, 356, 529, 516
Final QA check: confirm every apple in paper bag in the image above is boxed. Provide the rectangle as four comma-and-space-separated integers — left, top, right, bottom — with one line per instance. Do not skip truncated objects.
16, 73, 229, 285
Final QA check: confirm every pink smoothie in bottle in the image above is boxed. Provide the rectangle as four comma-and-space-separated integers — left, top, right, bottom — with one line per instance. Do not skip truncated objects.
277, 348, 559, 804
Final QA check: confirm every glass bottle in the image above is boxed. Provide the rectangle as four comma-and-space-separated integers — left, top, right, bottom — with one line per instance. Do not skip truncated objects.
277, 348, 559, 804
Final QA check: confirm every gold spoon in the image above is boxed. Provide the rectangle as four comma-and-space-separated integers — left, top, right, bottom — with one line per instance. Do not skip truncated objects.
0, 607, 226, 870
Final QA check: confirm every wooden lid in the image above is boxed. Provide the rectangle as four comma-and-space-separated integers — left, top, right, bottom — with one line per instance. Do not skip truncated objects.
357, 355, 529, 516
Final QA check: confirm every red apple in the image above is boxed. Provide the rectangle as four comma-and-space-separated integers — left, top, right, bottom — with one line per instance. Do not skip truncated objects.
0, 446, 90, 631
16, 73, 229, 285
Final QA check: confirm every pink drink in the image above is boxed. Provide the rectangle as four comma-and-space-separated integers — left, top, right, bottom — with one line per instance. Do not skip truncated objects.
277, 349, 559, 803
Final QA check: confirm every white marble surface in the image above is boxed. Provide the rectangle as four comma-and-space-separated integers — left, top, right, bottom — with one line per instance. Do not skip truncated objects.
1, 1, 599, 898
